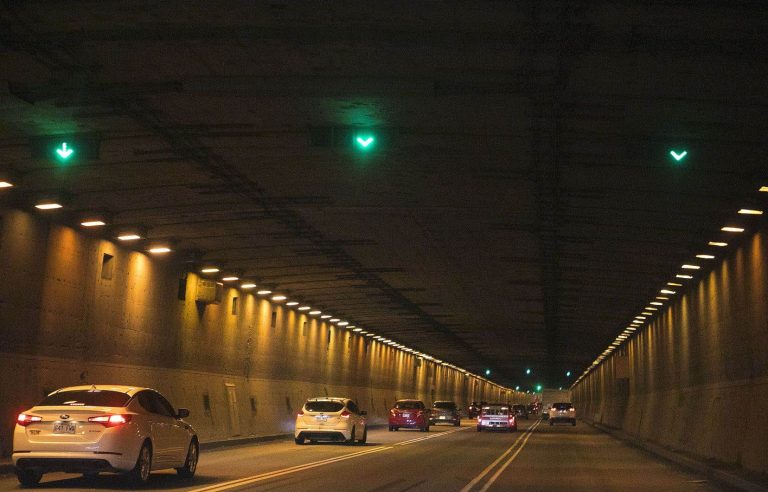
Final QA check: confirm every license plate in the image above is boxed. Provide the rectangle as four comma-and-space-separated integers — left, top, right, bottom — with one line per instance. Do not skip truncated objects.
53, 422, 76, 434
403, 413, 410, 418
315, 415, 328, 422
439, 416, 446, 419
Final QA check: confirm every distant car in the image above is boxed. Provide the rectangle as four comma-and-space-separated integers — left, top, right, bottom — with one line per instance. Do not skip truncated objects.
12, 385, 198, 487
429, 401, 460, 426
476, 403, 517, 432
512, 404, 529, 420
295, 397, 367, 444
467, 401, 485, 419
389, 399, 429, 432
549, 402, 576, 426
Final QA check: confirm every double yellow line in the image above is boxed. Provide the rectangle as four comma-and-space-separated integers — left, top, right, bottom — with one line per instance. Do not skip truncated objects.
460, 419, 542, 492
189, 446, 390, 492
190, 427, 467, 492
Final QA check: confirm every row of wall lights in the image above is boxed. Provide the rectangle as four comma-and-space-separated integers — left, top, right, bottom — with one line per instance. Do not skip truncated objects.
0, 182, 510, 392
574, 191, 766, 386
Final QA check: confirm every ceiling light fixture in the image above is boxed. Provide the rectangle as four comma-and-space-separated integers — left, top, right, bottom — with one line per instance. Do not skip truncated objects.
681, 264, 700, 270
257, 290, 272, 295
330, 318, 340, 323
721, 226, 744, 232
660, 289, 676, 294
309, 310, 321, 315
81, 219, 106, 227
695, 254, 715, 259
708, 242, 728, 247
35, 201, 63, 210
298, 306, 311, 311
271, 295, 287, 301
201, 267, 220, 273
221, 276, 239, 281
676, 274, 693, 279
738, 209, 763, 215
241, 283, 256, 289
147, 246, 172, 254
286, 301, 299, 306
320, 314, 332, 319
0, 180, 13, 188
337, 321, 349, 326
650, 301, 663, 306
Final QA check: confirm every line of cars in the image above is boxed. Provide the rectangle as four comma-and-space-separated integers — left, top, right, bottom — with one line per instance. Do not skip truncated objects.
12, 388, 560, 487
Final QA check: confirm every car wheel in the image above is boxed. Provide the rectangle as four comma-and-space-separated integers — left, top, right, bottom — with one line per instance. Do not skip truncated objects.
295, 435, 306, 444
572, 420, 576, 426
549, 420, 554, 426
130, 442, 152, 484
395, 427, 399, 431
476, 426, 482, 432
454, 421, 460, 427
358, 426, 367, 444
388, 425, 394, 432
347, 426, 356, 444
176, 439, 199, 478
421, 425, 429, 432
16, 469, 43, 487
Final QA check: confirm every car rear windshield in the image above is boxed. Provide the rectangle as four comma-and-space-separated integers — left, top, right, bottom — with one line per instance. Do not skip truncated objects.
305, 401, 345, 413
39, 390, 130, 407
482, 407, 509, 415
394, 401, 424, 410
553, 403, 572, 410
432, 402, 456, 409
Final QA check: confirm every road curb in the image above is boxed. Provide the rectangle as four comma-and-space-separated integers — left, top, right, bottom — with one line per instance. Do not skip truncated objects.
586, 420, 768, 492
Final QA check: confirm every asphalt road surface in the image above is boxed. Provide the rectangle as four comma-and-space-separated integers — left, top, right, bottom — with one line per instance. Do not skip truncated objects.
0, 419, 722, 491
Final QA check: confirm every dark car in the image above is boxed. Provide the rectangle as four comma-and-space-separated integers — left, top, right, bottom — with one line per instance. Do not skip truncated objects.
512, 404, 529, 419
467, 401, 486, 419
429, 401, 460, 426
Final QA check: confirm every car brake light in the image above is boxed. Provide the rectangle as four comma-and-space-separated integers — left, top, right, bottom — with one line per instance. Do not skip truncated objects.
570, 407, 575, 412
340, 410, 351, 419
88, 414, 132, 427
390, 409, 397, 416
17, 414, 42, 427
297, 410, 304, 417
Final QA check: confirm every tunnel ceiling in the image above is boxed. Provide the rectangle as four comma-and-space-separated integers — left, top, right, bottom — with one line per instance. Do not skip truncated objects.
1, 1, 767, 389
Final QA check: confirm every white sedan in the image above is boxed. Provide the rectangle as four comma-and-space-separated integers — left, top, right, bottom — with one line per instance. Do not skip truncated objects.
13, 384, 198, 486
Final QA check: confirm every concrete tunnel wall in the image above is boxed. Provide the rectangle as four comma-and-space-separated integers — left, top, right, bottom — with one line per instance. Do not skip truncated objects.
0, 209, 517, 458
571, 230, 768, 475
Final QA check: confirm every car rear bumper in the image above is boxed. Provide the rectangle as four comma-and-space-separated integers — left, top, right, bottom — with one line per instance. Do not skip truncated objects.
13, 451, 135, 473
549, 417, 576, 424
389, 417, 427, 427
429, 416, 459, 424
295, 430, 349, 442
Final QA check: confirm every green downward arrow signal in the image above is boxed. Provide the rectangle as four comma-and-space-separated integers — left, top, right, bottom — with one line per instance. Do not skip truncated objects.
356, 137, 374, 148
56, 142, 74, 159
669, 150, 687, 161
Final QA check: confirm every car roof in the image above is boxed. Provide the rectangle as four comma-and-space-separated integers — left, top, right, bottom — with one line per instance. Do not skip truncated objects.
432, 400, 455, 403
306, 397, 350, 402
395, 399, 424, 402
46, 385, 149, 397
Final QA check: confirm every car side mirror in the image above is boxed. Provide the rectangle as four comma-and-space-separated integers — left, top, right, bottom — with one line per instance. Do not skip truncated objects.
176, 408, 190, 419
360, 410, 367, 416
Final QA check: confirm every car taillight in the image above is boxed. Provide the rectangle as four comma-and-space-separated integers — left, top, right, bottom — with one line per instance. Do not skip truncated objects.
390, 409, 398, 416
570, 407, 575, 412
297, 410, 304, 417
508, 415, 515, 423
17, 414, 42, 427
340, 410, 351, 419
88, 414, 132, 427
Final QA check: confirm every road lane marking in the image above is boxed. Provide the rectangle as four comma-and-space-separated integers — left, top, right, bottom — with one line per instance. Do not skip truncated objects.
460, 420, 541, 492
192, 425, 470, 491
393, 426, 468, 446
189, 446, 391, 492
477, 422, 538, 492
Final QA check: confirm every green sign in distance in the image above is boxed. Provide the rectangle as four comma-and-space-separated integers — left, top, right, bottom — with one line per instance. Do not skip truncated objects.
669, 149, 687, 162
55, 142, 74, 160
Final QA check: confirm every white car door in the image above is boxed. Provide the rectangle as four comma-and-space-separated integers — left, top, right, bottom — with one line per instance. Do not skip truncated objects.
154, 393, 190, 466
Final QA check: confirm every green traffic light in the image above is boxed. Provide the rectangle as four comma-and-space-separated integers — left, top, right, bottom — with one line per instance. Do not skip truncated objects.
535, 384, 542, 392
566, 371, 571, 377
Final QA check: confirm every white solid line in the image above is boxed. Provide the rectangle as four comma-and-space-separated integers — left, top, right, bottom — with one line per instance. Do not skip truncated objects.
459, 420, 541, 492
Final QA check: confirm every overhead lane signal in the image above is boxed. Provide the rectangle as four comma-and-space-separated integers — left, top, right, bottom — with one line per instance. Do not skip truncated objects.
31, 133, 101, 164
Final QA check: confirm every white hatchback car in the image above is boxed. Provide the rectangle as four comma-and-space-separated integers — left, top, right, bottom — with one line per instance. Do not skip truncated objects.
294, 397, 367, 445
12, 385, 198, 487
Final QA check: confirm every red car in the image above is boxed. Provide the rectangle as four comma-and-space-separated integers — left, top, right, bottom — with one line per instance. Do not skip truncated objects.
389, 400, 429, 432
